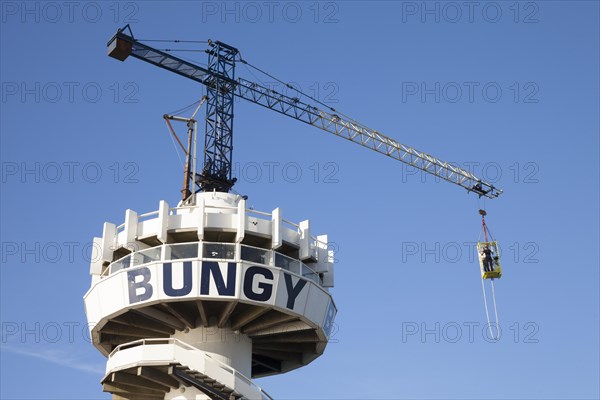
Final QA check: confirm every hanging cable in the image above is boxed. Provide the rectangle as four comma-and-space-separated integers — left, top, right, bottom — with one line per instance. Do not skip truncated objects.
237, 56, 365, 126
165, 119, 184, 168
138, 39, 208, 43
167, 98, 205, 116
481, 278, 494, 339
491, 279, 500, 333
485, 223, 496, 243
482, 214, 489, 242
481, 279, 500, 341
158, 49, 205, 53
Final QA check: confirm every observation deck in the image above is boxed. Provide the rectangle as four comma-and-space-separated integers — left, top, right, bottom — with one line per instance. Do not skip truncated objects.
84, 192, 336, 383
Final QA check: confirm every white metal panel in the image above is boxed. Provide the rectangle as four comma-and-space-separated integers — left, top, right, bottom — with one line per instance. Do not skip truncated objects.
245, 218, 270, 238
315, 235, 329, 273
87, 272, 130, 325
168, 214, 183, 230
178, 209, 197, 228
236, 198, 245, 243
206, 213, 236, 230
299, 220, 310, 260
322, 262, 334, 288
158, 200, 169, 243
271, 207, 282, 249
303, 284, 330, 328
90, 237, 104, 276
281, 227, 299, 246
124, 209, 138, 245
101, 222, 116, 262
138, 219, 158, 239
196, 197, 205, 240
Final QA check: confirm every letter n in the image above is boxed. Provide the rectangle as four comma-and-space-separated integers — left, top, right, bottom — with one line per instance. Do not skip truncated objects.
200, 262, 236, 296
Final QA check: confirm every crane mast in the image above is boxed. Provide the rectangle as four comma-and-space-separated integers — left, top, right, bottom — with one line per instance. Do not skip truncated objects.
107, 26, 503, 199
202, 40, 238, 193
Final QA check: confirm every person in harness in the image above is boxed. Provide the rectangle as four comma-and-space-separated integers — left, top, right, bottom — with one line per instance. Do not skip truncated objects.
481, 245, 495, 272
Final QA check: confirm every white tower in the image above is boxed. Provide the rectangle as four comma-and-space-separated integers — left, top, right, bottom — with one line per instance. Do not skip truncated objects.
84, 192, 336, 399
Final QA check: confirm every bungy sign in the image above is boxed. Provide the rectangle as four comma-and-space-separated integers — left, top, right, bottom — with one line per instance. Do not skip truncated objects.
126, 261, 321, 314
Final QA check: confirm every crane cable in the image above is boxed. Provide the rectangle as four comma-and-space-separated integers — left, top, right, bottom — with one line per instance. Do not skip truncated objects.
480, 277, 495, 339
137, 39, 209, 43
480, 278, 500, 341
491, 279, 500, 335
237, 55, 365, 127
166, 120, 185, 168
163, 96, 208, 169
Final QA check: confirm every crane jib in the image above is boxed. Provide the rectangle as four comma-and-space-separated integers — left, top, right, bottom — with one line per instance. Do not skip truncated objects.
107, 27, 503, 199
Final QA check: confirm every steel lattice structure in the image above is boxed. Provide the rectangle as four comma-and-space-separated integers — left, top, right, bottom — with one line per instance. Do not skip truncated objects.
202, 41, 238, 192
108, 27, 502, 199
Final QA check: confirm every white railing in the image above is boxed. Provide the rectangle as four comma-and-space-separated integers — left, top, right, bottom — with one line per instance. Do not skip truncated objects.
108, 338, 273, 400
138, 210, 159, 222
108, 203, 326, 270
104, 242, 322, 285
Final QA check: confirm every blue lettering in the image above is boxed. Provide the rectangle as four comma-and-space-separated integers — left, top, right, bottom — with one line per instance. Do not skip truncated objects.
163, 262, 193, 297
200, 262, 236, 296
127, 267, 153, 304
243, 266, 274, 302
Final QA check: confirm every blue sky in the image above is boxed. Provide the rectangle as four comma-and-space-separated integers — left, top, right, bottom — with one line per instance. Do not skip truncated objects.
1, 1, 599, 399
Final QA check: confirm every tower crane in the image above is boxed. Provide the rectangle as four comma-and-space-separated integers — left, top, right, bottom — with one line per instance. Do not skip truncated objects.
107, 25, 503, 200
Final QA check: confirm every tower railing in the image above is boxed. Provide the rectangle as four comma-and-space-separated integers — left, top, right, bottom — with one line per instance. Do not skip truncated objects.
107, 338, 274, 400
101, 242, 322, 285
113, 205, 328, 247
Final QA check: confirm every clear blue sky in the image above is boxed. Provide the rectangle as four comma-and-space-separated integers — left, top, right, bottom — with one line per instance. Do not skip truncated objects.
1, 1, 598, 399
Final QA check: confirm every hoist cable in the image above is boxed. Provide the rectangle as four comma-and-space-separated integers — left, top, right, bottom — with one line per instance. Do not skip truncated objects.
481, 278, 494, 339
165, 120, 184, 168
138, 39, 208, 43
167, 98, 204, 117
158, 49, 205, 52
491, 279, 500, 335
237, 56, 364, 126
